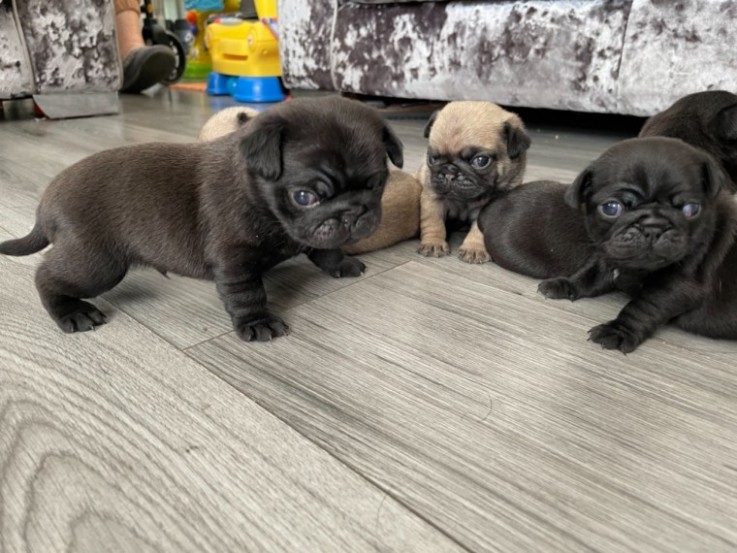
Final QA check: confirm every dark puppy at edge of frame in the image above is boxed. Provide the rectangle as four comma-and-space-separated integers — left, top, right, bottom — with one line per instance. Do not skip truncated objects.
536, 137, 737, 353
0, 96, 404, 341
640, 89, 737, 191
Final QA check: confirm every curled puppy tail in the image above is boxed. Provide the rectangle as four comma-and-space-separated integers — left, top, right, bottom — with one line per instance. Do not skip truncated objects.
0, 223, 49, 256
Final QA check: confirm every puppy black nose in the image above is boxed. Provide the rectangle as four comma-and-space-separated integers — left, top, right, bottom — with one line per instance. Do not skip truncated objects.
639, 216, 669, 240
342, 205, 369, 227
444, 164, 459, 175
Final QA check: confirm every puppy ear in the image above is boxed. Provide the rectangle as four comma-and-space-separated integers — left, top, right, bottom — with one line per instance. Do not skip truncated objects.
423, 110, 439, 138
565, 166, 593, 209
240, 115, 285, 180
701, 155, 726, 198
383, 123, 404, 168
712, 103, 737, 141
504, 121, 531, 159
236, 111, 252, 126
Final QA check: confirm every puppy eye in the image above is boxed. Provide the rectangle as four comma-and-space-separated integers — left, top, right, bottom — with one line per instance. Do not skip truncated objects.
292, 190, 319, 208
682, 202, 701, 219
471, 155, 492, 169
598, 200, 623, 219
427, 153, 441, 166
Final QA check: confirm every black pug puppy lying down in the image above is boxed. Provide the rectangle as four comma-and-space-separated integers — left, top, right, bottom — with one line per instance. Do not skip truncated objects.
483, 137, 737, 352
0, 96, 404, 341
480, 89, 737, 280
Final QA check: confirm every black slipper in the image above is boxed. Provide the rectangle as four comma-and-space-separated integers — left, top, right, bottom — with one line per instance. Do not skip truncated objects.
121, 46, 176, 94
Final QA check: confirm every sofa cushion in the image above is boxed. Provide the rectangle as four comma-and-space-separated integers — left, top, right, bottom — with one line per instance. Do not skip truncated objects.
617, 0, 737, 115
347, 0, 566, 4
0, 2, 34, 99
14, 0, 122, 94
279, 0, 336, 91
330, 0, 633, 113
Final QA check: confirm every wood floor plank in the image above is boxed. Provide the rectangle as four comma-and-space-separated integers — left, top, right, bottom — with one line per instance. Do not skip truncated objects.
372, 235, 737, 356
100, 253, 407, 349
0, 247, 463, 553
188, 261, 737, 553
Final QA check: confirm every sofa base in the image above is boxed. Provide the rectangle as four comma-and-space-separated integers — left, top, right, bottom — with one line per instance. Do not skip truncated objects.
33, 93, 120, 120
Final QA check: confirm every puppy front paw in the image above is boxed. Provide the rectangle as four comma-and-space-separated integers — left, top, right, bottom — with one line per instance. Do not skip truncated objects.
329, 257, 365, 278
55, 300, 107, 333
458, 245, 491, 264
538, 277, 579, 300
418, 241, 450, 257
588, 321, 641, 354
234, 313, 289, 342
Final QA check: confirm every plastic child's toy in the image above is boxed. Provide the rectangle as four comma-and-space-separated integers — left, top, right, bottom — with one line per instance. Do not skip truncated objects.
183, 9, 213, 79
205, 0, 285, 102
182, 0, 240, 79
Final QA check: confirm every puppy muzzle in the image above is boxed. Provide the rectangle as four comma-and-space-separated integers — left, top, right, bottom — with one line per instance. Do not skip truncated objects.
604, 218, 688, 269
312, 205, 380, 248
430, 167, 488, 201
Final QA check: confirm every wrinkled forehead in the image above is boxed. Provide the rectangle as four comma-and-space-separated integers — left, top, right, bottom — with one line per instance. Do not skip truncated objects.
594, 150, 703, 198
285, 113, 386, 160
430, 118, 506, 154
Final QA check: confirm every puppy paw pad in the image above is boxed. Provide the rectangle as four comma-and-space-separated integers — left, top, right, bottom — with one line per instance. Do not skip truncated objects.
235, 315, 289, 342
588, 322, 639, 354
331, 257, 365, 278
538, 278, 577, 300
418, 242, 450, 257
458, 247, 491, 264
56, 302, 107, 333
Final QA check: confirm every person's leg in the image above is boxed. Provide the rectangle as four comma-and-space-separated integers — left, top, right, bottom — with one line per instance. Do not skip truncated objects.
114, 0, 176, 94
114, 0, 146, 59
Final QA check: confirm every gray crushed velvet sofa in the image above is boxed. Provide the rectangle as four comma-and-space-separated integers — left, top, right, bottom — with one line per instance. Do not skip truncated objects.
279, 0, 737, 116
1, 0, 122, 118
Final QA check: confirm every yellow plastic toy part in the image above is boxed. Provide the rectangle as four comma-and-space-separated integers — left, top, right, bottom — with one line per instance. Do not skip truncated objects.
204, 0, 281, 78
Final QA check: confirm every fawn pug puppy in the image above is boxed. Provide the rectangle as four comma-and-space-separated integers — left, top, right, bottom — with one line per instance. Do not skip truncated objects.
537, 138, 737, 352
0, 96, 403, 341
416, 101, 530, 263
640, 90, 737, 191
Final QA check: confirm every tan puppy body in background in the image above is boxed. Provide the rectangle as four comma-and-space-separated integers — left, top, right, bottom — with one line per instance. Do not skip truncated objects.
197, 106, 260, 141
417, 101, 530, 263
198, 104, 422, 255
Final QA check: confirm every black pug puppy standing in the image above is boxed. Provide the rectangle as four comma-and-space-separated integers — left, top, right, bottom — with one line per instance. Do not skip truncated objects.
537, 137, 737, 352
0, 97, 404, 341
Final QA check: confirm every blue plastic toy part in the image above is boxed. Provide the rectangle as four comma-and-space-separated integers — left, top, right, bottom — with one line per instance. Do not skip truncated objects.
206, 72, 232, 96
184, 0, 223, 11
207, 73, 285, 103
232, 76, 285, 103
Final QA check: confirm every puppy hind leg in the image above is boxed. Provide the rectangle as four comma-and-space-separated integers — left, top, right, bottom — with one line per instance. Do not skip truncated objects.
35, 247, 127, 333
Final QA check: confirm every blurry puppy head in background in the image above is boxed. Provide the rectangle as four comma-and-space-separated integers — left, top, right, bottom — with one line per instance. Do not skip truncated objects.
198, 106, 260, 142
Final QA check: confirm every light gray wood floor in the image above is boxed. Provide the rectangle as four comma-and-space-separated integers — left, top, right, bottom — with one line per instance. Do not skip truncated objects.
1, 90, 736, 553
